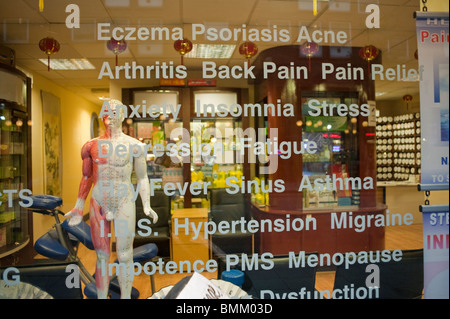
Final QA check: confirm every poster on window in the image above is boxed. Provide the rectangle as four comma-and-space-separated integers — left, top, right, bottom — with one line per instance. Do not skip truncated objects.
422, 207, 449, 299
416, 12, 449, 186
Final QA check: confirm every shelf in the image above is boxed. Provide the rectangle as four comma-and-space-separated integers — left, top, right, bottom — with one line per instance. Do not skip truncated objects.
0, 64, 32, 265
376, 112, 421, 182
0, 237, 30, 259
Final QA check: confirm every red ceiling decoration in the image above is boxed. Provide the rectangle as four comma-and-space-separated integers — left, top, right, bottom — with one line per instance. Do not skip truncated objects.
239, 41, 258, 64
359, 45, 379, 76
174, 38, 193, 65
107, 38, 127, 66
39, 37, 60, 71
300, 41, 319, 71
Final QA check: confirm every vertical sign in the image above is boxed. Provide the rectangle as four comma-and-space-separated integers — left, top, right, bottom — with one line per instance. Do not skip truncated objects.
416, 11, 449, 299
421, 206, 449, 299
416, 12, 449, 186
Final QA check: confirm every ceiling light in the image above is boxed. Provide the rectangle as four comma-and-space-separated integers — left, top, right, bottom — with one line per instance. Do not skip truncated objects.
38, 58, 95, 70
184, 44, 236, 59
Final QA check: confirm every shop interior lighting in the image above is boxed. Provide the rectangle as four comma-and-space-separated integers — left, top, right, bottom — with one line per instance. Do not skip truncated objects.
184, 44, 236, 59
38, 58, 95, 70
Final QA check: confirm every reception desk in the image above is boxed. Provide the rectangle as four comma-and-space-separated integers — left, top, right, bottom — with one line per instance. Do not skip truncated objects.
251, 203, 387, 256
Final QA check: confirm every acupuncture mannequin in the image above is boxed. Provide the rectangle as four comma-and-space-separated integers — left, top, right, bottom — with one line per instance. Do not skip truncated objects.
65, 99, 158, 299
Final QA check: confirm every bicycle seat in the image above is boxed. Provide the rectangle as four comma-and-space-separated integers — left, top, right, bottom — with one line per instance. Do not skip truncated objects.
62, 219, 95, 250
28, 195, 63, 212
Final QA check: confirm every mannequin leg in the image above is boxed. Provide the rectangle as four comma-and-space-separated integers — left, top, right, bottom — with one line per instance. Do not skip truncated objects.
115, 201, 136, 299
89, 198, 111, 299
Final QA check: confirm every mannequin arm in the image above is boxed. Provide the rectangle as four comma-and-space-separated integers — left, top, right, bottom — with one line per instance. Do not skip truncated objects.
65, 141, 94, 225
134, 143, 158, 223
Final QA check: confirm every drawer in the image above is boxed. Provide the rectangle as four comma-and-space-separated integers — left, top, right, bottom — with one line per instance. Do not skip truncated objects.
172, 244, 209, 267
171, 218, 208, 244
172, 231, 208, 245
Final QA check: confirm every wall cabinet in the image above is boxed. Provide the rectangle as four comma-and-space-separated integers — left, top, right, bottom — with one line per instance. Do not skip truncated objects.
0, 64, 33, 266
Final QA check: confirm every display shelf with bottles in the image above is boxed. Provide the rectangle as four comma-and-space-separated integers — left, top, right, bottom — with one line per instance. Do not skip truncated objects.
376, 112, 421, 183
121, 86, 249, 208
301, 92, 361, 209
190, 118, 243, 189
376, 116, 394, 182
0, 64, 32, 265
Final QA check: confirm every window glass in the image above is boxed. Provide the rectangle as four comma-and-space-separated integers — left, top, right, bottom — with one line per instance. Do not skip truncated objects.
0, 0, 448, 303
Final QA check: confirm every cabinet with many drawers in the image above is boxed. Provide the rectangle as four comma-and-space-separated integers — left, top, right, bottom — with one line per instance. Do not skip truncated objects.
171, 208, 209, 271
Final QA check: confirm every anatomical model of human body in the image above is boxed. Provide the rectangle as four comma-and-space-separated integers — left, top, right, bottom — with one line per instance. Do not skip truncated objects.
66, 100, 158, 299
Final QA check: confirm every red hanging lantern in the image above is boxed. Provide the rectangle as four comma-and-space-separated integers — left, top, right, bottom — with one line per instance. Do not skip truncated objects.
359, 45, 379, 76
239, 41, 258, 64
39, 37, 60, 71
300, 41, 319, 71
403, 94, 413, 110
107, 38, 127, 66
174, 38, 193, 65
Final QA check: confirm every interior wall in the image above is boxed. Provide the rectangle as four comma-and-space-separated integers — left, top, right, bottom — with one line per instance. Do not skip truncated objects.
376, 94, 420, 117
421, 0, 449, 12
29, 71, 101, 242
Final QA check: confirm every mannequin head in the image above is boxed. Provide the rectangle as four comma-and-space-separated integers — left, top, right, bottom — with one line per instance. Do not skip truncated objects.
102, 99, 125, 132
